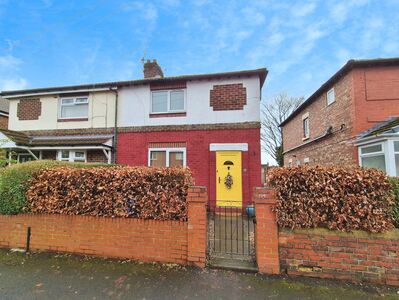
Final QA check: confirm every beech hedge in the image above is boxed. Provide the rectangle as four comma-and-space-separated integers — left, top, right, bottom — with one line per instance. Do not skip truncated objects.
0, 160, 109, 215
26, 166, 194, 221
267, 166, 395, 232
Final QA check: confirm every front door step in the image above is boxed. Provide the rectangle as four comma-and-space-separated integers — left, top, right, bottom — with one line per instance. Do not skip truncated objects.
208, 257, 258, 273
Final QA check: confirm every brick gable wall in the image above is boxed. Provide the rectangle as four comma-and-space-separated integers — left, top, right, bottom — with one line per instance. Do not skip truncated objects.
17, 99, 42, 120
352, 66, 399, 135
210, 83, 247, 111
282, 72, 355, 166
0, 115, 8, 129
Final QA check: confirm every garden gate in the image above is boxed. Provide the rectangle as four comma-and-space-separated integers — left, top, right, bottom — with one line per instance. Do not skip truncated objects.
206, 205, 257, 270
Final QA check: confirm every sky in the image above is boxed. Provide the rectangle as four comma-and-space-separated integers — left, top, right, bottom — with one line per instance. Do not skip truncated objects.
0, 0, 399, 163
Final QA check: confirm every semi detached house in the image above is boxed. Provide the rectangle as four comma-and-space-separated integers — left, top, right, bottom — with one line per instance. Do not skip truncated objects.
280, 57, 399, 176
0, 60, 267, 208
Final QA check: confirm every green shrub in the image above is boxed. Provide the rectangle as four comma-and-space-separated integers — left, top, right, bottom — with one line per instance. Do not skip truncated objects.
390, 177, 399, 228
0, 160, 111, 215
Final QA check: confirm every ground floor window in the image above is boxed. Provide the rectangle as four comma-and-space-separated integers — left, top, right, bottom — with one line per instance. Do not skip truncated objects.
359, 143, 386, 172
358, 140, 399, 176
148, 148, 186, 167
57, 150, 86, 162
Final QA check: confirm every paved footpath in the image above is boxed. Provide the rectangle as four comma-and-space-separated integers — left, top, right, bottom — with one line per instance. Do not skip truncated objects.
0, 249, 398, 300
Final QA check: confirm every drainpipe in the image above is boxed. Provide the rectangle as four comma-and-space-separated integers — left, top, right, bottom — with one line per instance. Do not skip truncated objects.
110, 87, 118, 164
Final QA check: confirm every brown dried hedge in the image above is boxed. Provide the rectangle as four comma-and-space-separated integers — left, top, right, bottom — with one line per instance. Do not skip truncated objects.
267, 166, 395, 232
26, 166, 194, 221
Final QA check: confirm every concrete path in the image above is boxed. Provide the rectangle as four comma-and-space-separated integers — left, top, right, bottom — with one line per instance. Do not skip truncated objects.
0, 249, 398, 300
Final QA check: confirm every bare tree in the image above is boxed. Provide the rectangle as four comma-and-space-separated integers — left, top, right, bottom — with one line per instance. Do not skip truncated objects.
261, 93, 304, 166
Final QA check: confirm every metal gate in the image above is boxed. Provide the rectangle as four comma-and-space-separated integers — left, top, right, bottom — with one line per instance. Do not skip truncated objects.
207, 205, 256, 268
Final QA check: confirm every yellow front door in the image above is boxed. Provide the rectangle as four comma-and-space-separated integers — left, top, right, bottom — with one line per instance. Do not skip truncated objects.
216, 151, 242, 207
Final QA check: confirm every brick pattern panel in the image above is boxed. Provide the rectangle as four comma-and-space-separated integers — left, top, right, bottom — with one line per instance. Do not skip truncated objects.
210, 84, 247, 111
0, 115, 8, 129
117, 127, 261, 207
279, 229, 399, 286
87, 150, 107, 163
17, 99, 42, 121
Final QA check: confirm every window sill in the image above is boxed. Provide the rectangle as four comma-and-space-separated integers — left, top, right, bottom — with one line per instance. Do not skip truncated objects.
149, 112, 186, 118
58, 118, 89, 122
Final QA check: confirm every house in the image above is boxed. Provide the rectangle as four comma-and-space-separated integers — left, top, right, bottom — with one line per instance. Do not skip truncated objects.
280, 58, 399, 176
0, 96, 9, 129
0, 60, 267, 207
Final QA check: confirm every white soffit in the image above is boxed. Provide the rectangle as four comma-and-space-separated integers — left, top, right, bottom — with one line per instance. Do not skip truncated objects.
209, 143, 248, 151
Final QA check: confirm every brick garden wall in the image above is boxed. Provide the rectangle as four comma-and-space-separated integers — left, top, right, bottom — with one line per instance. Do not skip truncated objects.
0, 186, 207, 267
279, 229, 399, 286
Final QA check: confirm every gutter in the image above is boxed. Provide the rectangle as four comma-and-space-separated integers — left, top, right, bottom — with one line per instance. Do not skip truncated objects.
1, 88, 111, 99
283, 126, 334, 154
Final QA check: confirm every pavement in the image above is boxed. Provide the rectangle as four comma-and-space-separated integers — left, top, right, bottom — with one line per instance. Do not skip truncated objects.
0, 249, 398, 300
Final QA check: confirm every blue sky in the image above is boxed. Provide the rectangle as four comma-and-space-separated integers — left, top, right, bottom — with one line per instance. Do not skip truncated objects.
1, 0, 398, 164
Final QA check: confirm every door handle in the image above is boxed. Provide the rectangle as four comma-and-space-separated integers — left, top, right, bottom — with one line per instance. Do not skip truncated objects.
218, 177, 221, 184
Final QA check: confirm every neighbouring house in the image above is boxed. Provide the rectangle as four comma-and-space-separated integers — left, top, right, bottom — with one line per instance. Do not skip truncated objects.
0, 96, 9, 129
280, 57, 399, 176
0, 60, 267, 207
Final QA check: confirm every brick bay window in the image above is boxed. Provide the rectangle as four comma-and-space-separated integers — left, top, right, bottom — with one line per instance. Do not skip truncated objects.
59, 96, 89, 121
57, 150, 86, 162
150, 90, 186, 116
148, 147, 186, 167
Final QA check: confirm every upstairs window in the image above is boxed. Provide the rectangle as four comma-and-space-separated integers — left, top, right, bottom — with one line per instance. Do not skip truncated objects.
149, 148, 186, 167
327, 88, 335, 106
57, 150, 86, 162
59, 97, 89, 119
303, 116, 310, 139
151, 90, 185, 113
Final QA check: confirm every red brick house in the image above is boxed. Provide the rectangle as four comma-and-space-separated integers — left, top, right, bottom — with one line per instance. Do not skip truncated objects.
280, 58, 399, 175
0, 61, 267, 207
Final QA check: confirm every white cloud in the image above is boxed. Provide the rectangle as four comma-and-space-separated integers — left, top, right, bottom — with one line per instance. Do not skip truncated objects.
0, 77, 27, 91
291, 2, 317, 17
0, 55, 21, 69
122, 2, 158, 21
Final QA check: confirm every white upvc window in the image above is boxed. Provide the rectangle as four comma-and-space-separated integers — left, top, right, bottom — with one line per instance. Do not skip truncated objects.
151, 90, 185, 113
57, 150, 87, 162
327, 88, 335, 106
148, 148, 186, 167
59, 96, 89, 119
359, 142, 386, 172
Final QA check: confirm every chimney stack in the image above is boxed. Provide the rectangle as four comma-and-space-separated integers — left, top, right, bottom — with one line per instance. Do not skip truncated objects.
143, 59, 164, 78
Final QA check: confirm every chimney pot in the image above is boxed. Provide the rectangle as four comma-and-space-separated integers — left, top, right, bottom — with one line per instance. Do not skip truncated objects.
143, 59, 164, 79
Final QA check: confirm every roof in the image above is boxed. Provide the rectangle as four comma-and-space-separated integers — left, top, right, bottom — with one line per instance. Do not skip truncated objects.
279, 57, 399, 127
0, 129, 30, 145
0, 129, 113, 147
358, 116, 399, 138
0, 96, 9, 114
0, 68, 268, 97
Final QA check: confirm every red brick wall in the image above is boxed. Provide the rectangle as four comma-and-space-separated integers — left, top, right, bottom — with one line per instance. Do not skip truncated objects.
0, 115, 8, 129
0, 186, 208, 266
210, 84, 247, 111
0, 214, 188, 264
282, 72, 355, 166
117, 127, 261, 207
279, 229, 399, 286
352, 66, 399, 135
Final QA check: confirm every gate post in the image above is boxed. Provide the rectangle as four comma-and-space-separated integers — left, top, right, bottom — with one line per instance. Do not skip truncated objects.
253, 187, 280, 274
187, 186, 207, 268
